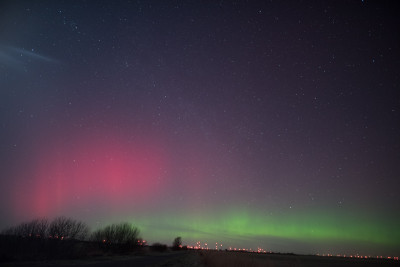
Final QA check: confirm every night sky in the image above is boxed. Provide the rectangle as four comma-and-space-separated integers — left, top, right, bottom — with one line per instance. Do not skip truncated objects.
1, 0, 399, 257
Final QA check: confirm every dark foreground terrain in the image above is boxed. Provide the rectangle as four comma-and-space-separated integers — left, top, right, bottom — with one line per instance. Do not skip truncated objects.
0, 251, 200, 267
200, 251, 400, 267
2, 250, 399, 267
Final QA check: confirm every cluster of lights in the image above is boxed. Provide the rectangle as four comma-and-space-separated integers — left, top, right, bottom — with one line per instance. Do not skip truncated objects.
49, 235, 66, 240
137, 239, 147, 246
185, 241, 398, 260
26, 234, 44, 238
186, 241, 268, 254
228, 247, 268, 253
184, 241, 399, 261
316, 253, 399, 260
186, 241, 221, 250
186, 241, 209, 250
100, 239, 147, 246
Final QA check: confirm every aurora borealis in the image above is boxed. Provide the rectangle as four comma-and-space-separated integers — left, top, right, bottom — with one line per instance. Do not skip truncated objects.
1, 0, 399, 257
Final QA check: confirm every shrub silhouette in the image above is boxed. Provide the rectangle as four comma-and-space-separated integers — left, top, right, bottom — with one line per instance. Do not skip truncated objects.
1, 218, 49, 238
48, 216, 89, 240
172, 236, 182, 250
91, 222, 140, 252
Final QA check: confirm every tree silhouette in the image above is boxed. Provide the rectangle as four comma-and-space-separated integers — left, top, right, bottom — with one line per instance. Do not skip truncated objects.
48, 216, 89, 240
172, 236, 182, 250
1, 218, 48, 238
91, 222, 140, 251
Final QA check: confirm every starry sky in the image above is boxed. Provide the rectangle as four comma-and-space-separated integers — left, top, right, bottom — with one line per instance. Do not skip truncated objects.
1, 0, 399, 257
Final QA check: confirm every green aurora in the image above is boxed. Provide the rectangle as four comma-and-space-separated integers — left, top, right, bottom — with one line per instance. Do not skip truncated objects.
122, 208, 400, 256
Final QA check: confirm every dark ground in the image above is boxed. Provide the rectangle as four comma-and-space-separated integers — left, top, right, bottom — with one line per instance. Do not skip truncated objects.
0, 251, 200, 267
199, 250, 400, 267
2, 250, 399, 267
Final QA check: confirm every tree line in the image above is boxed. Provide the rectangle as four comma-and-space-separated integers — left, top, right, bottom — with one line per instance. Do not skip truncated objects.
0, 217, 184, 262
1, 217, 183, 249
1, 217, 143, 245
1, 217, 90, 241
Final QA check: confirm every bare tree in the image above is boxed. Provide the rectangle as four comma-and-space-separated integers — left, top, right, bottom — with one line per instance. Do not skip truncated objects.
48, 216, 89, 240
69, 220, 89, 240
35, 218, 49, 238
1, 218, 49, 238
49, 217, 69, 239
